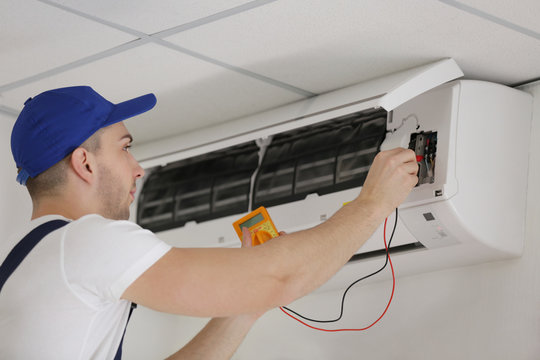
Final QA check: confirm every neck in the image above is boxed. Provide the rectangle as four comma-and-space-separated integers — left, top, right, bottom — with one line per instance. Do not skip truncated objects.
31, 192, 97, 221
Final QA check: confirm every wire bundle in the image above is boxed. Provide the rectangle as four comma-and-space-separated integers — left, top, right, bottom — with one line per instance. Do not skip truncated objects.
280, 208, 399, 332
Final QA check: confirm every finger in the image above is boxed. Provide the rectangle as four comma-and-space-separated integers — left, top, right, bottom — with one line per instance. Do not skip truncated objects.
278, 231, 287, 236
395, 148, 417, 164
375, 149, 416, 169
380, 147, 413, 157
403, 161, 420, 175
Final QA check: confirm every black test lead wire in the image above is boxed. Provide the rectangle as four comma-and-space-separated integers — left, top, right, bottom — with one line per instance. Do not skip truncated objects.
281, 207, 399, 324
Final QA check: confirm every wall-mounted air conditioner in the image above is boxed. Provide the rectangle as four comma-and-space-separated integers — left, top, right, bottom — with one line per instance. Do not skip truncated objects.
132, 59, 532, 291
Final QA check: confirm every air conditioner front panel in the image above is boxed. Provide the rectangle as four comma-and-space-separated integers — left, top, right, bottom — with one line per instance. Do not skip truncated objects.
396, 80, 531, 259
450, 81, 531, 255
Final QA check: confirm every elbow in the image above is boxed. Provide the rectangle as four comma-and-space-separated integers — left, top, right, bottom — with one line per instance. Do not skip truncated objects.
279, 283, 304, 308
263, 249, 307, 308
251, 235, 314, 310
269, 272, 299, 308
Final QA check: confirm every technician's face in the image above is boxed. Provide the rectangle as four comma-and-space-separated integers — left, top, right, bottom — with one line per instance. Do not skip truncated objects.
94, 122, 144, 220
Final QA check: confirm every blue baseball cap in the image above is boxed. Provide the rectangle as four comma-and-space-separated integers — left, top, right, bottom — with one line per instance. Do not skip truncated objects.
11, 86, 157, 185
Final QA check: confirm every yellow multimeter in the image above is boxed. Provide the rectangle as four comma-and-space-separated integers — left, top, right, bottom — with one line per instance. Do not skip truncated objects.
233, 206, 279, 246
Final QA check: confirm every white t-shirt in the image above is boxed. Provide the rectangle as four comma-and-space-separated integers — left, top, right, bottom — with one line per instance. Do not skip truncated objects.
0, 214, 172, 360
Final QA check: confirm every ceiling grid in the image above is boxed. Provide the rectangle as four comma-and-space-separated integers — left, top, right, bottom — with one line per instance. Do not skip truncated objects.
2, 0, 311, 97
438, 0, 540, 41
0, 0, 539, 145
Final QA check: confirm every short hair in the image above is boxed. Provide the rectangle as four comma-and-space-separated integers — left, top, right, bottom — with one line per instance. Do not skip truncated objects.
25, 128, 104, 199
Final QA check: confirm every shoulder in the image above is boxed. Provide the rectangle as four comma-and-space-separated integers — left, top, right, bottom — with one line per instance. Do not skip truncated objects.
61, 215, 172, 302
62, 214, 171, 274
64, 214, 167, 252
67, 214, 148, 237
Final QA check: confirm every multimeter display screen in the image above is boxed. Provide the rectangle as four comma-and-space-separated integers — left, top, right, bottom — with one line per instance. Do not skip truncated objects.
240, 213, 264, 229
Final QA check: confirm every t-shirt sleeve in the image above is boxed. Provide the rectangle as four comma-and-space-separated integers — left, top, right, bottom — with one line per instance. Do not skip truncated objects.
62, 215, 172, 307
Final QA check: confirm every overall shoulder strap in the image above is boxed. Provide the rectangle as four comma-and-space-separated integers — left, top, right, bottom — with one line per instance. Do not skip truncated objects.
0, 219, 69, 293
114, 302, 137, 360
0, 219, 134, 359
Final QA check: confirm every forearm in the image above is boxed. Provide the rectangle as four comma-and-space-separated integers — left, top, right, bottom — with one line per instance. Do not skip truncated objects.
258, 149, 418, 304
262, 196, 388, 304
123, 149, 417, 317
165, 314, 258, 360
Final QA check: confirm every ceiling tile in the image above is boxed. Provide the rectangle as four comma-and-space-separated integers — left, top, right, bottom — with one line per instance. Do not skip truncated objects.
49, 0, 256, 35
456, 0, 540, 34
0, 43, 304, 144
0, 0, 135, 87
166, 0, 540, 93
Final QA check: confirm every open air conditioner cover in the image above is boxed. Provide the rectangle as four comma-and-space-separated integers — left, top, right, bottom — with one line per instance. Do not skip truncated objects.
134, 59, 532, 291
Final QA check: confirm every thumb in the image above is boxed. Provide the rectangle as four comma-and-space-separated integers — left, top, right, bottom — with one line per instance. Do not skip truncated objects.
241, 227, 252, 248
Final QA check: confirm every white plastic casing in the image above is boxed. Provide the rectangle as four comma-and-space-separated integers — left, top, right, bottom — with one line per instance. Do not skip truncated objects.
135, 62, 532, 292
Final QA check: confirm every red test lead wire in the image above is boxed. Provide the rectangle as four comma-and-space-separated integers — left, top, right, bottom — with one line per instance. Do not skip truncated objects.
279, 216, 396, 332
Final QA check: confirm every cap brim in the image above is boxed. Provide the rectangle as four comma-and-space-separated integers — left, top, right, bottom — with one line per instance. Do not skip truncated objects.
106, 93, 157, 125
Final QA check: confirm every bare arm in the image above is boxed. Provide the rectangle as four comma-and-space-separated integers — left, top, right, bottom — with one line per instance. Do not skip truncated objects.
164, 229, 263, 360
164, 314, 257, 360
122, 148, 418, 317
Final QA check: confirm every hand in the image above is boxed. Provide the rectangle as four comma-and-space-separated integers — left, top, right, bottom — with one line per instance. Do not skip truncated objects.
358, 148, 418, 217
241, 228, 286, 248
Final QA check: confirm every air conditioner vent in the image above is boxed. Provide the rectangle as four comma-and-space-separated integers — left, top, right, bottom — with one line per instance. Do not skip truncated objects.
137, 142, 259, 232
253, 108, 387, 208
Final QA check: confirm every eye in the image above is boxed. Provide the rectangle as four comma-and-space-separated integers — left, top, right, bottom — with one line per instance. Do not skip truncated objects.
123, 144, 132, 152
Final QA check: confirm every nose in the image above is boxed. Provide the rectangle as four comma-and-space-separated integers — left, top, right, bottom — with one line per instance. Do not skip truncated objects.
130, 154, 145, 179
134, 162, 145, 179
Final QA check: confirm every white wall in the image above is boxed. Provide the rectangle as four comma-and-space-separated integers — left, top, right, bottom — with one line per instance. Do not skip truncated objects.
1, 80, 538, 359
0, 113, 33, 255
124, 81, 540, 360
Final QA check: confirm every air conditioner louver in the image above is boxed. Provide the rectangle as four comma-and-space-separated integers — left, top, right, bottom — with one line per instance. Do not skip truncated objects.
138, 108, 388, 232
138, 142, 259, 232
253, 108, 387, 208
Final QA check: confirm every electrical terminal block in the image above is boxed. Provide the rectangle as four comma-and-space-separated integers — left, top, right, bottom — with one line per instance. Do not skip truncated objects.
409, 131, 437, 185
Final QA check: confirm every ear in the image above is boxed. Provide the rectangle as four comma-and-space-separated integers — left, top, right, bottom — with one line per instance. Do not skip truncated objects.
70, 147, 96, 184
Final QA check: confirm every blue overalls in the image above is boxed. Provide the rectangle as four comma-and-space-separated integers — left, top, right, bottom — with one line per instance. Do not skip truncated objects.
0, 220, 135, 360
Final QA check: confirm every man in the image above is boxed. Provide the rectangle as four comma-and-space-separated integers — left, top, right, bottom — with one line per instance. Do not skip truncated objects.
0, 86, 418, 359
